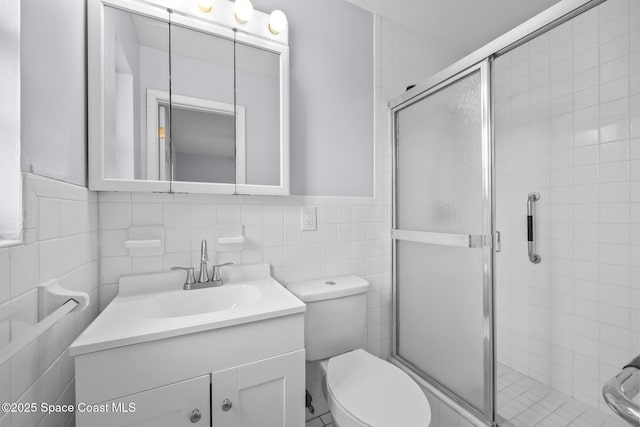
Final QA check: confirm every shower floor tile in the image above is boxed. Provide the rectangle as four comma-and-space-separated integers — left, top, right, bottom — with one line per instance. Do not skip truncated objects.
306, 410, 333, 427
497, 364, 628, 427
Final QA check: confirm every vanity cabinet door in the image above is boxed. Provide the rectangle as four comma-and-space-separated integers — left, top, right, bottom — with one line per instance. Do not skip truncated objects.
211, 350, 305, 427
76, 375, 210, 427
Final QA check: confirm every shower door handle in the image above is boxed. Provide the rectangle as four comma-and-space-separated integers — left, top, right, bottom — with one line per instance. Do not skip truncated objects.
392, 230, 492, 248
527, 192, 541, 264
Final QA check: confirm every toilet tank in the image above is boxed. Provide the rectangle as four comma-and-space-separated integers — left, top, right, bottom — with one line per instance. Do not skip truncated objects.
286, 276, 369, 361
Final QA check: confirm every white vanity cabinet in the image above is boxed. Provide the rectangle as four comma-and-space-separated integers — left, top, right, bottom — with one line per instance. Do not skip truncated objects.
80, 375, 211, 427
212, 351, 304, 426
78, 350, 305, 427
71, 265, 306, 427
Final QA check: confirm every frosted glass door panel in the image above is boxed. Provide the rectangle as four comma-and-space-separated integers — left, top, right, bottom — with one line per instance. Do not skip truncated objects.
393, 63, 491, 418
396, 71, 483, 234
397, 240, 485, 410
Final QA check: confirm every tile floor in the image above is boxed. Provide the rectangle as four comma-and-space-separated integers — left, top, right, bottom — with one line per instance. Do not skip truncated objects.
497, 364, 629, 427
305, 411, 333, 427
303, 364, 631, 427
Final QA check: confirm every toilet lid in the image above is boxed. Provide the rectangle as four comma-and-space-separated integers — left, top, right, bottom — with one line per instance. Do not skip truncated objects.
326, 349, 431, 426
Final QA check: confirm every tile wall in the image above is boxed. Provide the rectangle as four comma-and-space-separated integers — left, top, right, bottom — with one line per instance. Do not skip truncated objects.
495, 0, 640, 412
0, 173, 99, 427
97, 189, 390, 421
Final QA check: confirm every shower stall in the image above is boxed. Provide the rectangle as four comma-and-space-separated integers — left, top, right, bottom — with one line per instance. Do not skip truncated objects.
390, 0, 639, 426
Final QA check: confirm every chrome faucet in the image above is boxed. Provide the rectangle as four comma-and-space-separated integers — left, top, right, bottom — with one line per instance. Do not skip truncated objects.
198, 240, 209, 283
210, 262, 233, 287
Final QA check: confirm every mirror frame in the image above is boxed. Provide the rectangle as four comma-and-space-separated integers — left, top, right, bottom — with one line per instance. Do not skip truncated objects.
88, 0, 290, 195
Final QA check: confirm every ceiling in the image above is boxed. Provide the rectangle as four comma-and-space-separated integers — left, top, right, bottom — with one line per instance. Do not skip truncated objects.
345, 0, 562, 57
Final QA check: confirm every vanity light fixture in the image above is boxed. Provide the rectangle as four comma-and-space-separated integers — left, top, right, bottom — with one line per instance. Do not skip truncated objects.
197, 0, 214, 13
234, 0, 254, 24
268, 10, 287, 34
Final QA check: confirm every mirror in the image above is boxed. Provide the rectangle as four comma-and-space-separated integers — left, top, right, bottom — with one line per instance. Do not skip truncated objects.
168, 25, 238, 186
102, 6, 170, 183
89, 0, 289, 194
235, 39, 282, 188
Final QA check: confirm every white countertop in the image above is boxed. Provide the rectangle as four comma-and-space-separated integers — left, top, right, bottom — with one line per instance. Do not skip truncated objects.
69, 264, 305, 356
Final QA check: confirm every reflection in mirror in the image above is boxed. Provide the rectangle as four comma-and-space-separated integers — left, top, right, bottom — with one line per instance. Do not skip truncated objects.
103, 6, 170, 181
169, 25, 236, 184
235, 42, 281, 186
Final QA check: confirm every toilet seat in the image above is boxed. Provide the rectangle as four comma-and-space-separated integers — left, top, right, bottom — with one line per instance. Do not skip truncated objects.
325, 349, 431, 427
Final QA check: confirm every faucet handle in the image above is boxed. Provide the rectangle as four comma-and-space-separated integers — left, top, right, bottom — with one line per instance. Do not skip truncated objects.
171, 267, 196, 285
210, 262, 234, 283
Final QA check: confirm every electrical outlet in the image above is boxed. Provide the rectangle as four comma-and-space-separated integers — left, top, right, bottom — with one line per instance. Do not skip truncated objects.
301, 206, 317, 231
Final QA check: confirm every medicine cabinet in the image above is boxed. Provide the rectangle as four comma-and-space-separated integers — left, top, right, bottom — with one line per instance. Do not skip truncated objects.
88, 0, 289, 195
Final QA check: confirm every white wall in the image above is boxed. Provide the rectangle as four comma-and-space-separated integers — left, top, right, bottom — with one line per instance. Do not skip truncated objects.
251, 0, 375, 196
20, 0, 87, 187
495, 0, 640, 411
0, 174, 99, 427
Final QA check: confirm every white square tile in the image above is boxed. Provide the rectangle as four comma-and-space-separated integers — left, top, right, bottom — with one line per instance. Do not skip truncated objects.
59, 200, 88, 237
263, 205, 284, 225
283, 205, 301, 225
163, 204, 191, 227
321, 223, 337, 243
263, 246, 283, 267
165, 228, 191, 253
0, 249, 10, 304
40, 357, 61, 407
99, 203, 131, 230
132, 256, 163, 275
337, 205, 352, 224
600, 13, 629, 44
38, 198, 59, 240
601, 56, 629, 84
599, 0, 629, 24
241, 205, 262, 226
39, 240, 60, 282
263, 225, 284, 247
10, 289, 37, 343
132, 203, 163, 225
99, 229, 128, 257
302, 230, 320, 245
302, 263, 321, 280
10, 340, 39, 401
303, 244, 321, 265
9, 243, 39, 298
283, 245, 303, 266
320, 205, 337, 224
283, 225, 302, 246
243, 226, 263, 248
100, 256, 132, 284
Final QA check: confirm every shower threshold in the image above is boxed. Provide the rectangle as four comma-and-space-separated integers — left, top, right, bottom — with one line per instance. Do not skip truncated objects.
497, 364, 628, 427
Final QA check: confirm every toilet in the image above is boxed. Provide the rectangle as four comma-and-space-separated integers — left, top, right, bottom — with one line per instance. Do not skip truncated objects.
287, 276, 431, 427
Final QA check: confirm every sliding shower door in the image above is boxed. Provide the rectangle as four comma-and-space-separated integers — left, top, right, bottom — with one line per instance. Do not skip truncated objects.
391, 61, 494, 422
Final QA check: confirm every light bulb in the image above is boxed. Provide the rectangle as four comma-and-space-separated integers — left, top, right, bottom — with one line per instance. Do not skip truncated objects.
234, 0, 253, 24
268, 10, 287, 34
197, 0, 214, 13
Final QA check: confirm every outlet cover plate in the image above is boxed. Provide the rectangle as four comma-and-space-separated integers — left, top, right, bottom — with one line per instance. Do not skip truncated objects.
301, 206, 317, 231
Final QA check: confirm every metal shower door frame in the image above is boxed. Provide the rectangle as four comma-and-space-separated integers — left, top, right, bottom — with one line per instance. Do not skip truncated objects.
387, 1, 608, 425
389, 59, 495, 425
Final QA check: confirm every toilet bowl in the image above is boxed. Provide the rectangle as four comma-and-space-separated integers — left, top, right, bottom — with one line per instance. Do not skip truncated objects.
320, 349, 431, 427
286, 276, 431, 427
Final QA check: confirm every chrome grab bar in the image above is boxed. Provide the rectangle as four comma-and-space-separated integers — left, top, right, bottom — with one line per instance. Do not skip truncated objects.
603, 355, 640, 426
527, 192, 541, 264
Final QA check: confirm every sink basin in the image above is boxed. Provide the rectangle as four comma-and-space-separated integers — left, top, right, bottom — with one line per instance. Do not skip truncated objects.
69, 263, 306, 356
145, 285, 262, 318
